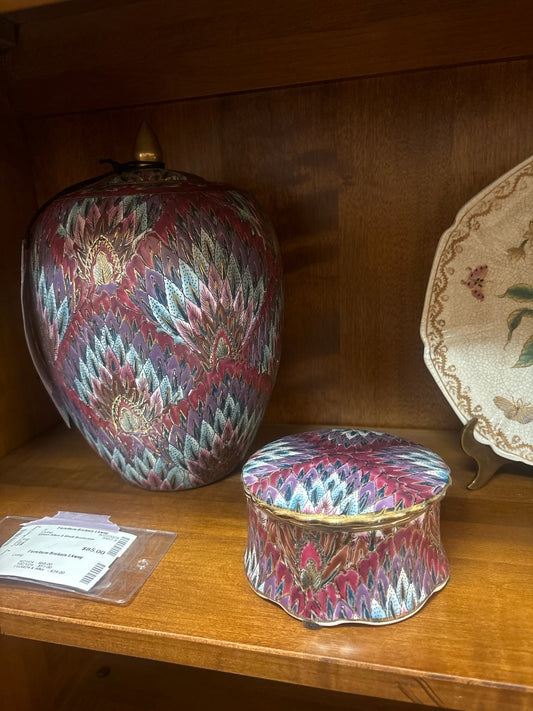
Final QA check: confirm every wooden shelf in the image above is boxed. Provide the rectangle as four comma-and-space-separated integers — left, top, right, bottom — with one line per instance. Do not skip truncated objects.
4, 0, 533, 116
1, 423, 532, 711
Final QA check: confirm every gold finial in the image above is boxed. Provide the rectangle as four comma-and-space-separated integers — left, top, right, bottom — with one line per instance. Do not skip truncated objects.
134, 122, 163, 163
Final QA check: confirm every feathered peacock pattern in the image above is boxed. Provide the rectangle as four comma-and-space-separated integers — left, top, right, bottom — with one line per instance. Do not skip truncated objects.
245, 502, 448, 625
23, 169, 283, 490
243, 429, 450, 625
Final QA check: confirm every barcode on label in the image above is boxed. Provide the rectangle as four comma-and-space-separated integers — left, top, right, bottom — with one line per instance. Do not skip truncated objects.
108, 536, 130, 557
79, 561, 107, 587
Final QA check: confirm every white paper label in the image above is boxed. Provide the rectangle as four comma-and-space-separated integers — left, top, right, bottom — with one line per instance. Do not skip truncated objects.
0, 524, 136, 591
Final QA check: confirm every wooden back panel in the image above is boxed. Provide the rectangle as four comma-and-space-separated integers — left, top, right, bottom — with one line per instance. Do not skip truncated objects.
17, 59, 533, 433
0, 93, 59, 457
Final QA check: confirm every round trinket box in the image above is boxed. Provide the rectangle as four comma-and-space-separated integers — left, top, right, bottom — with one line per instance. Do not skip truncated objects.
242, 429, 451, 626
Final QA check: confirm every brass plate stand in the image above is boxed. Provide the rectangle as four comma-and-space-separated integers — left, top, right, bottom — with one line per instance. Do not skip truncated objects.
460, 418, 506, 490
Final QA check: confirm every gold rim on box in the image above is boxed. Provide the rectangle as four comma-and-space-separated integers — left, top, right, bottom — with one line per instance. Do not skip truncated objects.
244, 480, 451, 532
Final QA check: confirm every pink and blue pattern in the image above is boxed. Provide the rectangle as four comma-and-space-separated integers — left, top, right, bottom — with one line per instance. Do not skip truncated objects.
23, 168, 283, 490
243, 429, 450, 626
243, 429, 450, 516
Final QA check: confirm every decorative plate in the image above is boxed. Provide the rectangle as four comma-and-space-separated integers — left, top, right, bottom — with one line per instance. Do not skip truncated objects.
421, 155, 533, 465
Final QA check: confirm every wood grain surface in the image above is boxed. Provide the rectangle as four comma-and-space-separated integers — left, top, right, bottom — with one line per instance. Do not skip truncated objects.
4, 0, 533, 115
0, 82, 59, 457
0, 423, 532, 711
1, 0, 65, 11
0, 637, 457, 711
17, 58, 533, 432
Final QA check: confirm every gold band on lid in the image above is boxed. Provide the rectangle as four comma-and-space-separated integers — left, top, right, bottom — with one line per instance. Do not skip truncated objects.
244, 480, 451, 532
134, 122, 163, 163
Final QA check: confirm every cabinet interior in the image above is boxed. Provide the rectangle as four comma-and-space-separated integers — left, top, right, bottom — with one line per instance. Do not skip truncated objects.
1, 2, 532, 710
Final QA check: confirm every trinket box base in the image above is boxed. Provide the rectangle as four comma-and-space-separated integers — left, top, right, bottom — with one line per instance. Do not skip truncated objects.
242, 428, 451, 627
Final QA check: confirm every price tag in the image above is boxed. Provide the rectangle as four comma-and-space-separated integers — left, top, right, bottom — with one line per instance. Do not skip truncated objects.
0, 524, 136, 591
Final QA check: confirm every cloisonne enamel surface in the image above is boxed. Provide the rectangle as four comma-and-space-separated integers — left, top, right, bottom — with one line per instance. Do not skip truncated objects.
23, 168, 283, 490
242, 429, 450, 626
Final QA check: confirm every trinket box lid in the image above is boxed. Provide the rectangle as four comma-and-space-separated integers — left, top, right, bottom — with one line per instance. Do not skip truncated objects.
242, 429, 451, 528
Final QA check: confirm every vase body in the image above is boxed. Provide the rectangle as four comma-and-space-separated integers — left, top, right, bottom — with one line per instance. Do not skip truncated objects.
22, 167, 283, 490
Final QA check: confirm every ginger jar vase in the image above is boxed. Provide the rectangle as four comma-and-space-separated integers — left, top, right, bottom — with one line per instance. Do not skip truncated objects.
22, 135, 283, 490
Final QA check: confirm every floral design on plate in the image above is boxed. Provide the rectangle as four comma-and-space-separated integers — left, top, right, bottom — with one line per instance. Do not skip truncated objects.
421, 155, 533, 465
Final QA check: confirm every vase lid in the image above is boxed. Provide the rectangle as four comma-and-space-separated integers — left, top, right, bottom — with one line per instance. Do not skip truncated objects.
61, 123, 212, 197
